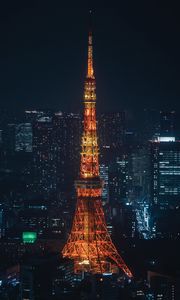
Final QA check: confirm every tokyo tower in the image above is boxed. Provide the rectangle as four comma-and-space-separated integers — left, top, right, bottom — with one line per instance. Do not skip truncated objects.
62, 28, 132, 278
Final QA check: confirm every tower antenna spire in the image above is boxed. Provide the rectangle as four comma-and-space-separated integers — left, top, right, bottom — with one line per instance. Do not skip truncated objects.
89, 9, 93, 31
87, 9, 94, 79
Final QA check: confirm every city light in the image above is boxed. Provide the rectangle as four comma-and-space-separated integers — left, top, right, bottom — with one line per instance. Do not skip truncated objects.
22, 232, 37, 244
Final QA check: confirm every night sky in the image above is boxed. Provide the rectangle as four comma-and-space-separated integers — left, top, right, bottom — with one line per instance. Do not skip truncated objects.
0, 0, 180, 113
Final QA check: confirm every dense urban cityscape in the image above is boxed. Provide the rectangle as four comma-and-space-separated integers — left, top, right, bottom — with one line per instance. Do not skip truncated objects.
1, 1, 180, 300
0, 106, 180, 299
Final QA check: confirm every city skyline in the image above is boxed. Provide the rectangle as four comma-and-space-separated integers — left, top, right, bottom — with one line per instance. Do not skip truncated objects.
1, 2, 180, 299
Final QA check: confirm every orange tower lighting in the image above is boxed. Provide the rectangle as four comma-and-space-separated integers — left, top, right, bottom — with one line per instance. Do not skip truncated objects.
62, 29, 133, 278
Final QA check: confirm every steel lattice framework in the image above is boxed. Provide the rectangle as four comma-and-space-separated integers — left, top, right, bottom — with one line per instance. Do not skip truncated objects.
62, 30, 132, 278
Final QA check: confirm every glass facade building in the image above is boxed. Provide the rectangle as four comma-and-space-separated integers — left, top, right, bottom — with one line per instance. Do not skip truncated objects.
151, 139, 180, 208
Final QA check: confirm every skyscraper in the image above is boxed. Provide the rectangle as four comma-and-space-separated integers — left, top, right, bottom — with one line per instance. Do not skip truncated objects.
32, 116, 56, 197
109, 156, 131, 206
150, 137, 180, 208
53, 112, 81, 192
150, 136, 180, 238
100, 164, 109, 204
15, 123, 32, 152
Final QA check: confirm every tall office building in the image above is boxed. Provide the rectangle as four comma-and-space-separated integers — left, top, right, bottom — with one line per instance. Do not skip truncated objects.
150, 137, 180, 208
32, 113, 81, 197
15, 123, 33, 152
109, 156, 131, 206
132, 146, 150, 197
52, 112, 81, 192
100, 164, 109, 204
32, 116, 56, 197
98, 112, 126, 161
150, 136, 180, 237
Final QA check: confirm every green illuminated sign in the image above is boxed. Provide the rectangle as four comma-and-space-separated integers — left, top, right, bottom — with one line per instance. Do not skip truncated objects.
22, 232, 37, 243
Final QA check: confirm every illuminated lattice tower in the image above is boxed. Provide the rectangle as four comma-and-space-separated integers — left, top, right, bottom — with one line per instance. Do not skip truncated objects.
62, 30, 132, 278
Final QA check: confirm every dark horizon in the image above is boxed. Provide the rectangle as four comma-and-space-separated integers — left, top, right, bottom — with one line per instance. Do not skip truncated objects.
0, 1, 180, 113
